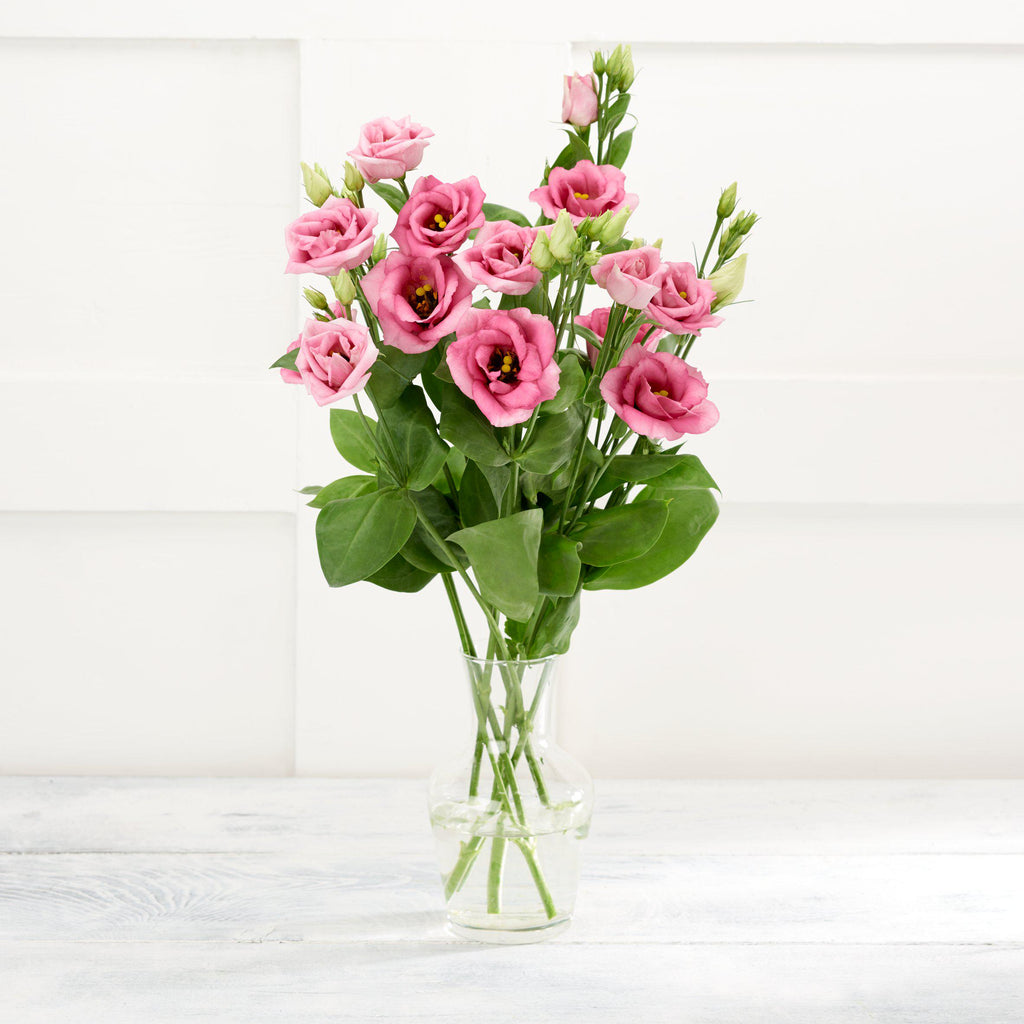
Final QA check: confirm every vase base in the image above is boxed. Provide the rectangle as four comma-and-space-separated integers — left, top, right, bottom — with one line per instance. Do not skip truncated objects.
447, 913, 573, 945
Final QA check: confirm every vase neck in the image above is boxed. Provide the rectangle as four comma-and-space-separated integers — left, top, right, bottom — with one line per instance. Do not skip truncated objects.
461, 654, 560, 740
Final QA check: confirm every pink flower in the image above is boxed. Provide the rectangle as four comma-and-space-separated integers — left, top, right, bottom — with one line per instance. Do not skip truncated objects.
576, 306, 665, 367
361, 252, 474, 355
284, 197, 377, 275
562, 73, 598, 128
646, 262, 723, 335
347, 115, 434, 184
591, 246, 664, 308
529, 160, 638, 226
455, 220, 541, 296
295, 317, 378, 406
446, 308, 560, 427
391, 175, 486, 257
600, 346, 719, 441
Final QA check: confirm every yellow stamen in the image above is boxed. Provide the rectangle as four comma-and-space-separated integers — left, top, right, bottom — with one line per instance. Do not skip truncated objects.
654, 389, 669, 397
433, 213, 448, 228
678, 290, 687, 299
415, 286, 426, 297
573, 191, 590, 200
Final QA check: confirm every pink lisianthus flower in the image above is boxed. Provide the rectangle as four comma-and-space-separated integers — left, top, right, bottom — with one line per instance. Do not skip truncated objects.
295, 316, 378, 406
346, 115, 434, 184
575, 306, 665, 367
591, 246, 664, 308
600, 346, 719, 441
446, 308, 560, 427
280, 302, 352, 384
284, 197, 378, 275
646, 262, 723, 335
455, 220, 541, 296
361, 252, 474, 355
562, 73, 599, 128
529, 160, 638, 226
391, 175, 486, 257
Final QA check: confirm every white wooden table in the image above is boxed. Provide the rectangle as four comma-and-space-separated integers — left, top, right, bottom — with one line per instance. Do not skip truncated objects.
1, 779, 1022, 1022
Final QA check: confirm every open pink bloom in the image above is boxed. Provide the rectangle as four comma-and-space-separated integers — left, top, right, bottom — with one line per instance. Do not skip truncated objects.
600, 346, 719, 441
576, 306, 665, 367
591, 247, 664, 308
346, 115, 434, 184
280, 302, 352, 384
446, 308, 560, 427
647, 262, 723, 335
284, 197, 377, 276
361, 252, 474, 354
455, 220, 541, 295
529, 160, 638, 226
391, 175, 486, 257
562, 73, 599, 128
295, 317, 378, 406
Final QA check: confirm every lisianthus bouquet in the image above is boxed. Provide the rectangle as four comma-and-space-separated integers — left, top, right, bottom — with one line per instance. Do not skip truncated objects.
273, 44, 756, 938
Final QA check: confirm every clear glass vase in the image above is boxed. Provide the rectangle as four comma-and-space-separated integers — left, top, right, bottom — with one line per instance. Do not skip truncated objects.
428, 653, 593, 943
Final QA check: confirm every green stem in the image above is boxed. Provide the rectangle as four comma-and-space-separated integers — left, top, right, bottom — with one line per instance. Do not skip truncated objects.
698, 216, 724, 278
513, 839, 558, 920
487, 836, 507, 914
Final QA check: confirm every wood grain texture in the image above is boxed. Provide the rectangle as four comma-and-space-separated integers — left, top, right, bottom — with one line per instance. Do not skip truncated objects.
2, 779, 1023, 1021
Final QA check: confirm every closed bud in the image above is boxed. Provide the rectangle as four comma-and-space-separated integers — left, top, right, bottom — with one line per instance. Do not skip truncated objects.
606, 45, 625, 85
300, 161, 333, 207
596, 206, 632, 244
717, 182, 738, 219
372, 233, 388, 261
303, 287, 330, 311
343, 160, 364, 193
708, 254, 747, 311
629, 237, 646, 250
331, 270, 357, 306
592, 50, 606, 75
530, 231, 555, 271
582, 251, 601, 266
719, 216, 741, 254
548, 211, 577, 263
616, 44, 635, 90
738, 210, 759, 234
720, 233, 744, 261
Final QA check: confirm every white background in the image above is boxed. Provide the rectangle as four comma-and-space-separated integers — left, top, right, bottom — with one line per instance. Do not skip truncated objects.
1, 1, 1021, 777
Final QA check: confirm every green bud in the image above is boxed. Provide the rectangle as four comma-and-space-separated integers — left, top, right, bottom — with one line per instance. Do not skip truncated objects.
548, 211, 577, 263
717, 182, 738, 219
530, 231, 555, 272
343, 161, 364, 193
303, 287, 330, 311
738, 210, 759, 234
629, 237, 646, 250
372, 234, 388, 261
606, 44, 625, 85
708, 254, 747, 311
331, 270, 357, 306
595, 206, 632, 244
720, 233, 744, 261
616, 44, 635, 90
582, 251, 601, 267
719, 216, 741, 254
300, 161, 333, 207
592, 50, 606, 75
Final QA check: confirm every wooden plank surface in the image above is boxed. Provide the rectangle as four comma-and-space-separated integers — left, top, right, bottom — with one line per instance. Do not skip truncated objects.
1, 779, 1022, 1022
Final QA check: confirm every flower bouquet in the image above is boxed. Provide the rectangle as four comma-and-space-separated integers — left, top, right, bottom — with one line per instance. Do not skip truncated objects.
273, 44, 755, 942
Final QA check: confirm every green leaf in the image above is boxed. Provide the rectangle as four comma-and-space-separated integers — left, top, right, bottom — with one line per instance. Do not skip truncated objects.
401, 487, 463, 573
538, 533, 582, 597
298, 485, 321, 495
482, 202, 532, 228
516, 406, 583, 475
642, 454, 719, 492
471, 297, 492, 309
366, 347, 431, 408
573, 499, 669, 566
602, 93, 631, 136
448, 509, 543, 622
269, 348, 299, 371
458, 460, 500, 528
552, 131, 594, 171
307, 475, 376, 508
539, 350, 587, 415
329, 409, 378, 473
384, 385, 449, 491
366, 180, 406, 214
527, 592, 581, 658
603, 453, 719, 490
584, 490, 719, 591
607, 128, 634, 169
315, 489, 417, 587
439, 389, 511, 467
366, 553, 434, 593
497, 286, 547, 316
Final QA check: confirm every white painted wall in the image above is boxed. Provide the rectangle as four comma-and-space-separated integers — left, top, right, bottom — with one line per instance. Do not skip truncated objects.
1, 2, 1022, 777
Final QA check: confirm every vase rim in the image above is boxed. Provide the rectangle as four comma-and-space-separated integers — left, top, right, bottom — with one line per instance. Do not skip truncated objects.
459, 652, 561, 668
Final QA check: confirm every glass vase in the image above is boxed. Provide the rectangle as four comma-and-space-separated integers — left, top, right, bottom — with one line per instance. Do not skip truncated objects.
428, 653, 593, 944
